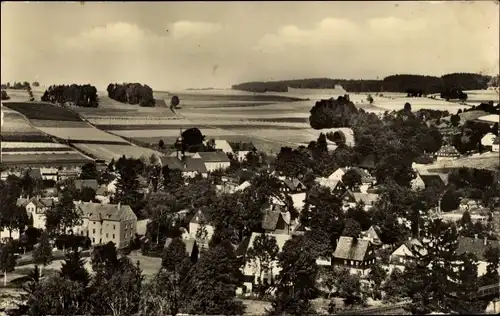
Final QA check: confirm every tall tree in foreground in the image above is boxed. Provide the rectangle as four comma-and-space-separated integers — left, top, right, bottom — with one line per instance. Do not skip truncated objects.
268, 235, 318, 316
183, 240, 245, 315
60, 249, 90, 286
0, 241, 17, 286
246, 233, 280, 296
33, 232, 53, 276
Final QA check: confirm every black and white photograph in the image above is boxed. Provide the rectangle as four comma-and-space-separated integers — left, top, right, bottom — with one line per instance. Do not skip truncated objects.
0, 1, 499, 315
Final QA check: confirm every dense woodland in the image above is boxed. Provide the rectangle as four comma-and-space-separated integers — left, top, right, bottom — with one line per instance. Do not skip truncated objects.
106, 83, 156, 107
40, 84, 99, 108
232, 73, 494, 94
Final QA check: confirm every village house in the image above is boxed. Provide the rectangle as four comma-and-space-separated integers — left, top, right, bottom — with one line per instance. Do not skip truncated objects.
289, 192, 306, 215
187, 209, 215, 248
341, 190, 379, 211
57, 167, 81, 180
24, 196, 56, 230
165, 236, 199, 259
278, 177, 307, 194
390, 238, 427, 267
197, 151, 231, 172
239, 232, 292, 294
481, 133, 497, 151
315, 178, 347, 196
205, 139, 233, 155
160, 156, 208, 178
73, 202, 137, 249
332, 236, 377, 276
456, 236, 499, 277
229, 141, 257, 162
435, 144, 460, 162
328, 167, 375, 192
411, 172, 446, 191
360, 225, 382, 246
261, 205, 293, 235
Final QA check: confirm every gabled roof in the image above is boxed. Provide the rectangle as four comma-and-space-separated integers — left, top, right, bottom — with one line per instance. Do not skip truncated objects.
136, 219, 150, 236
228, 141, 256, 152
333, 236, 372, 261
76, 202, 136, 222
456, 237, 499, 261
74, 179, 98, 191
213, 140, 234, 153
16, 198, 30, 207
190, 209, 211, 224
436, 144, 460, 156
282, 178, 306, 191
350, 167, 374, 182
235, 236, 251, 257
362, 225, 381, 241
184, 157, 208, 173
262, 210, 281, 231
160, 156, 184, 169
197, 151, 231, 163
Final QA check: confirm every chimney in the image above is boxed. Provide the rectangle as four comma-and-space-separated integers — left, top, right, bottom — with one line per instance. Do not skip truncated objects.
484, 237, 488, 246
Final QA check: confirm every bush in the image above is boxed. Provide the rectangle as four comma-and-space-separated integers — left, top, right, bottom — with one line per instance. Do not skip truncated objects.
414, 155, 434, 164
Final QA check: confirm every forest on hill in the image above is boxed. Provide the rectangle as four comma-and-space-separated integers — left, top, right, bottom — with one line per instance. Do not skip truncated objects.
232, 73, 493, 94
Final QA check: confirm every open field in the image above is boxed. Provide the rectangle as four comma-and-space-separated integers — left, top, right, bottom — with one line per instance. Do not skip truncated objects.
1, 141, 76, 154
0, 152, 93, 167
73, 143, 163, 161
1, 111, 55, 142
3, 101, 82, 121
36, 126, 129, 143
477, 114, 499, 123
463, 89, 499, 103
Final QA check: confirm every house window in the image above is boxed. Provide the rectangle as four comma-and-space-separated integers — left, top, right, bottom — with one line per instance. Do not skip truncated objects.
113, 224, 116, 230
106, 233, 109, 238
112, 234, 115, 239
92, 229, 95, 234
92, 238, 95, 243
344, 260, 348, 265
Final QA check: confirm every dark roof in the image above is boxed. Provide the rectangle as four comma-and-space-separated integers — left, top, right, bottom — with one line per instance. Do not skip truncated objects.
333, 236, 371, 261
27, 168, 42, 180
160, 156, 208, 173
282, 178, 305, 191
184, 157, 208, 173
197, 151, 231, 163
76, 202, 136, 222
235, 236, 251, 257
262, 210, 281, 230
228, 141, 256, 152
160, 156, 184, 169
456, 237, 499, 261
74, 179, 98, 191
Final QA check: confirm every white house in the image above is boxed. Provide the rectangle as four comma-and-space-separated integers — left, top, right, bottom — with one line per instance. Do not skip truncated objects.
411, 172, 426, 190
435, 144, 460, 162
73, 202, 137, 249
25, 197, 56, 230
240, 232, 292, 294
188, 209, 215, 248
390, 238, 427, 266
40, 167, 59, 181
196, 152, 231, 172
481, 133, 497, 149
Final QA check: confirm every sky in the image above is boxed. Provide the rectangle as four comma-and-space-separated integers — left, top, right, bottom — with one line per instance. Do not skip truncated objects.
1, 1, 499, 90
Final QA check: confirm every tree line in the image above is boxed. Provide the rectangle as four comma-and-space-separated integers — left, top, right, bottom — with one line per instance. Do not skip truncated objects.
41, 84, 99, 108
0, 82, 38, 90
106, 83, 156, 107
232, 73, 492, 94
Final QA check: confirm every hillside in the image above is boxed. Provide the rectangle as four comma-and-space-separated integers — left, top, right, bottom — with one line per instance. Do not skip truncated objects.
232, 73, 493, 94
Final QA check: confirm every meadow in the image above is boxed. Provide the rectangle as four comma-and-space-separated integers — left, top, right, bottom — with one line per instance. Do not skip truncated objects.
73, 143, 163, 161
4, 87, 498, 159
